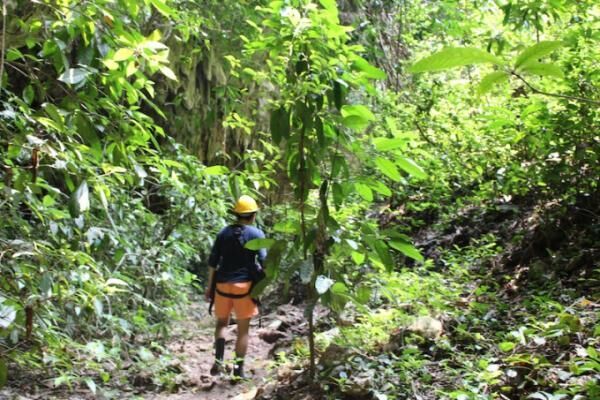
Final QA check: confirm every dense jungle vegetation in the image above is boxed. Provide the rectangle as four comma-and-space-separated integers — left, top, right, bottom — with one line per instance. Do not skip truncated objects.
0, 0, 598, 399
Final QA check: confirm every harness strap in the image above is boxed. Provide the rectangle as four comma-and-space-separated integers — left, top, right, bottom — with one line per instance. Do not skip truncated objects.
215, 287, 251, 299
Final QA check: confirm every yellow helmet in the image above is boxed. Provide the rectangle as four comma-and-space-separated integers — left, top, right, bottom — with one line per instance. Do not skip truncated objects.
233, 195, 259, 215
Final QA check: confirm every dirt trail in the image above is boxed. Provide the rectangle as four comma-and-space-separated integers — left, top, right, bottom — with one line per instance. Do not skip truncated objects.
0, 299, 302, 400
144, 299, 286, 400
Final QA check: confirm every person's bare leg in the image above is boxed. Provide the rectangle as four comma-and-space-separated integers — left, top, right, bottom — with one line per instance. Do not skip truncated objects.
233, 318, 251, 378
215, 317, 229, 340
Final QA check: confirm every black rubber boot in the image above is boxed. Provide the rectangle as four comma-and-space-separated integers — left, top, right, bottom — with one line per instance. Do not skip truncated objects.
210, 338, 225, 375
232, 358, 245, 381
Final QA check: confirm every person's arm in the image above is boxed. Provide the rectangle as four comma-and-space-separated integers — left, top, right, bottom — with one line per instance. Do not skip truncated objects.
205, 266, 216, 301
205, 233, 221, 301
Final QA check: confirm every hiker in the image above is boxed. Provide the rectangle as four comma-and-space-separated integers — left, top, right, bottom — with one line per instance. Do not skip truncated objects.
205, 195, 267, 379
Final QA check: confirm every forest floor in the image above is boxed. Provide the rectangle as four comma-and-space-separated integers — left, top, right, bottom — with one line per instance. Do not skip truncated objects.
1, 300, 309, 400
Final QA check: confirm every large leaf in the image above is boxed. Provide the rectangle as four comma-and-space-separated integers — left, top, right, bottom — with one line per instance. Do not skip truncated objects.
477, 71, 510, 95
354, 182, 373, 202
244, 238, 276, 250
369, 180, 392, 197
150, 0, 175, 17
396, 156, 426, 179
270, 107, 290, 144
0, 304, 16, 329
519, 62, 564, 78
113, 48, 134, 61
353, 56, 386, 79
159, 66, 178, 81
375, 157, 401, 182
58, 68, 90, 85
374, 137, 405, 151
409, 47, 503, 73
341, 105, 375, 131
374, 240, 394, 271
514, 41, 563, 69
315, 275, 335, 294
204, 165, 229, 175
69, 181, 90, 217
388, 240, 424, 262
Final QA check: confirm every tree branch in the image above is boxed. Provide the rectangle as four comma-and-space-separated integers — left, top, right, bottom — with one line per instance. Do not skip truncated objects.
512, 72, 600, 106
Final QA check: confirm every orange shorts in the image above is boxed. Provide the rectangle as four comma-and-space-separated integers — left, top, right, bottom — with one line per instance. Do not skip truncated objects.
214, 281, 258, 320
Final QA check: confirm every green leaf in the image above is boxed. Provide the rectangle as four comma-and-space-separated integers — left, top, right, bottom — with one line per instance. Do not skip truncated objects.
273, 220, 299, 234
477, 71, 510, 95
514, 41, 563, 69
374, 137, 405, 151
150, 0, 175, 17
353, 56, 386, 80
369, 180, 392, 197
519, 62, 564, 78
319, 0, 338, 15
351, 251, 365, 264
341, 105, 375, 131
355, 183, 373, 202
341, 105, 375, 121
270, 107, 290, 144
23, 85, 34, 104
499, 342, 516, 352
113, 48, 134, 61
204, 165, 229, 175
396, 156, 426, 179
159, 66, 177, 81
374, 240, 394, 271
58, 68, 90, 85
388, 240, 424, 262
245, 238, 276, 250
375, 157, 401, 182
409, 47, 504, 73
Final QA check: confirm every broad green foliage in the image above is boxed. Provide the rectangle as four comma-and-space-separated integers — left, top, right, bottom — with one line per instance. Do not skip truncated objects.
0, 0, 235, 389
235, 0, 423, 376
410, 40, 567, 95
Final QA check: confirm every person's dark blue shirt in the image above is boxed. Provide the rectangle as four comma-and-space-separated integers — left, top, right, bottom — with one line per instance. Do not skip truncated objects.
208, 224, 267, 283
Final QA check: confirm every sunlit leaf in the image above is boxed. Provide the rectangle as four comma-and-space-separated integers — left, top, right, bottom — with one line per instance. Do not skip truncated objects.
58, 68, 90, 85
374, 137, 405, 151
355, 182, 373, 202
514, 41, 563, 69
396, 156, 426, 179
69, 181, 90, 217
353, 56, 386, 79
409, 47, 504, 73
204, 165, 229, 175
519, 62, 564, 78
375, 157, 401, 182
159, 66, 178, 81
315, 275, 334, 294
477, 71, 510, 95
113, 48, 134, 61
388, 240, 424, 262
245, 238, 276, 250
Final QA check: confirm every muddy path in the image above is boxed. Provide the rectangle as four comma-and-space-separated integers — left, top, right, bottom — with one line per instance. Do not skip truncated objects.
1, 299, 307, 400
144, 299, 290, 400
